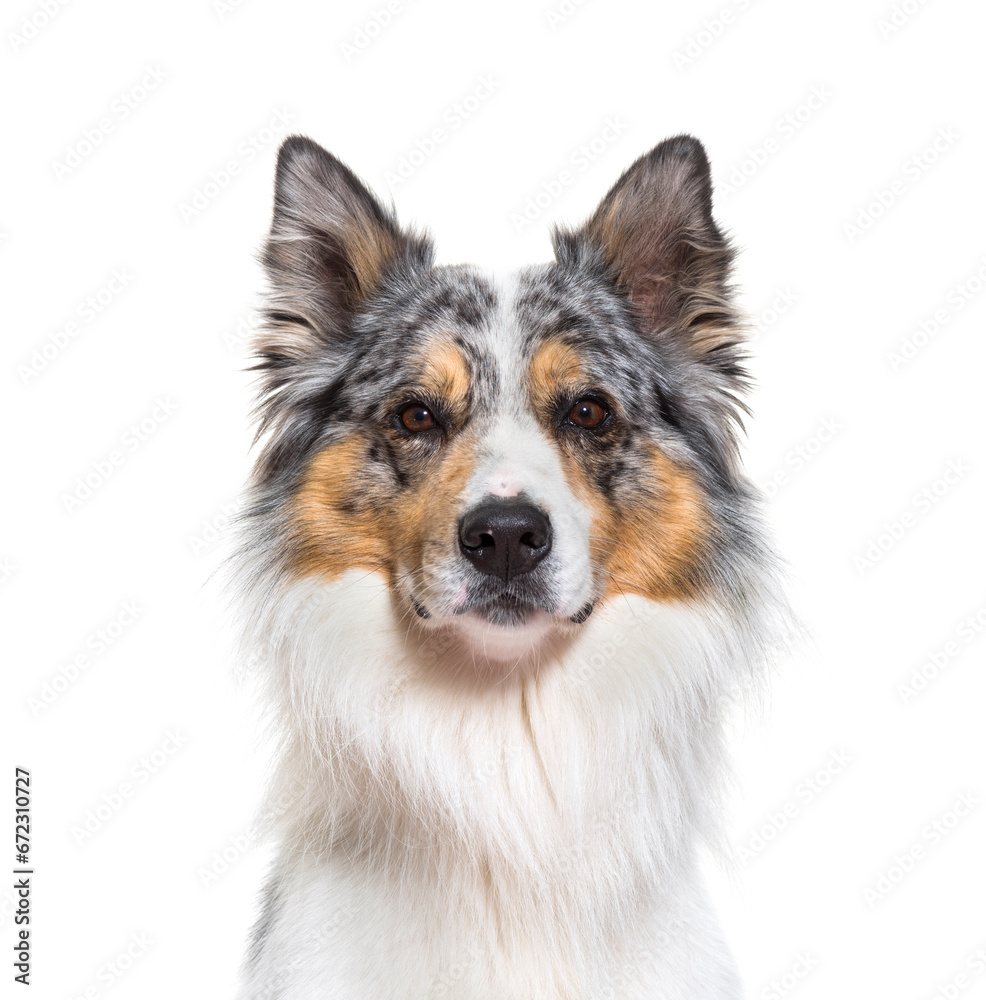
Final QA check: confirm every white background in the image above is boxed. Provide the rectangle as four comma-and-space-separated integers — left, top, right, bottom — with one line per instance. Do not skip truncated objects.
3, 0, 985, 998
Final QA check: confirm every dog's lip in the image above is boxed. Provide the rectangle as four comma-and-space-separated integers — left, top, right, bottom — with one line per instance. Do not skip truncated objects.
454, 593, 594, 626
410, 586, 594, 626
456, 593, 548, 617
570, 601, 594, 624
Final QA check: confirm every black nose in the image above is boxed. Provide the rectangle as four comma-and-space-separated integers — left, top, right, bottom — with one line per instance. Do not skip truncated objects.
458, 500, 552, 581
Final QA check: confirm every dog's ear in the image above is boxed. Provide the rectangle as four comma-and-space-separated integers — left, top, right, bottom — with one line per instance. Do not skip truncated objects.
259, 135, 432, 361
554, 135, 741, 362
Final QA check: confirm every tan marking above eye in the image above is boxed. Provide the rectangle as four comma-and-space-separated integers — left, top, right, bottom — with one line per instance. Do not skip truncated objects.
417, 341, 471, 413
528, 340, 588, 417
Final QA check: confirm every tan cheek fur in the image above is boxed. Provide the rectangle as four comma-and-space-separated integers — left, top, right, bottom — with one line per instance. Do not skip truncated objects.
564, 444, 709, 605
289, 432, 477, 585
529, 342, 710, 605
290, 436, 392, 581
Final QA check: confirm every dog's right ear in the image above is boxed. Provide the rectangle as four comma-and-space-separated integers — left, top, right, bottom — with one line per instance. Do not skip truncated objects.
258, 135, 432, 362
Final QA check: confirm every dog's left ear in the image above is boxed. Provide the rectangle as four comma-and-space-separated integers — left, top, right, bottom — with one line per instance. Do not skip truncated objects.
555, 135, 740, 362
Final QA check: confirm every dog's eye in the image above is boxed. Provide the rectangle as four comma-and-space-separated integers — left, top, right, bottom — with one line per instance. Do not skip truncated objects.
400, 403, 436, 433
567, 398, 609, 430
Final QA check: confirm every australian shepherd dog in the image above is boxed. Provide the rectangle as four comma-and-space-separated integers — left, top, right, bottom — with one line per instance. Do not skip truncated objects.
230, 133, 792, 999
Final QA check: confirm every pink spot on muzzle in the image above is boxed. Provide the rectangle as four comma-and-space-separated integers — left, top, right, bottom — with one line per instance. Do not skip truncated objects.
487, 466, 523, 498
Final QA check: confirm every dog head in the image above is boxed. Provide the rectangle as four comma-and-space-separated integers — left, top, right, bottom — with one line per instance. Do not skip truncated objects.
247, 135, 755, 663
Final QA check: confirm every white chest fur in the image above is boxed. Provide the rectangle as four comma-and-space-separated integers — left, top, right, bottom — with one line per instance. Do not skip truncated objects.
233, 571, 771, 999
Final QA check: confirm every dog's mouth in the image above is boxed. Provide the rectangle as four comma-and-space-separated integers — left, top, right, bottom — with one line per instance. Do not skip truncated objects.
457, 594, 544, 627
406, 579, 596, 664
411, 589, 594, 628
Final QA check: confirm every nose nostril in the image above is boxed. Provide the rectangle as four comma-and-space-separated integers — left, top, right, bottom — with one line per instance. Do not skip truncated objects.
462, 530, 495, 550
519, 530, 546, 550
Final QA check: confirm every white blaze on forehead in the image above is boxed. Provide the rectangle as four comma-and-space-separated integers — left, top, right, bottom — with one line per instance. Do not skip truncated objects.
467, 269, 561, 507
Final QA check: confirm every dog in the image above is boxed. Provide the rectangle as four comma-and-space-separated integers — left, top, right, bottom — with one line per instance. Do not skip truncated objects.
229, 133, 792, 999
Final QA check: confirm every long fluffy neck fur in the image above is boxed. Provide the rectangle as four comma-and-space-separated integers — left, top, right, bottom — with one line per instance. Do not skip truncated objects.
234, 559, 788, 912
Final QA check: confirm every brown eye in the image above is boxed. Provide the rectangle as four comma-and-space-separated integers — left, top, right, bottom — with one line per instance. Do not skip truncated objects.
400, 403, 436, 433
568, 398, 608, 429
